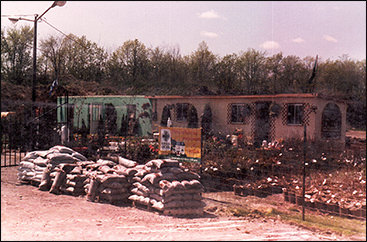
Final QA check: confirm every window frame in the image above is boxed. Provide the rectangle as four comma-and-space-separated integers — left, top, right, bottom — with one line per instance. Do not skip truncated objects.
230, 103, 248, 124
176, 103, 189, 121
287, 103, 304, 125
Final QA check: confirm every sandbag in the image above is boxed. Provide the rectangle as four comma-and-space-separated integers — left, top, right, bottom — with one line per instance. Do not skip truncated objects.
131, 187, 148, 197
141, 173, 162, 186
176, 171, 200, 181
118, 157, 137, 168
72, 152, 87, 161
49, 145, 74, 154
47, 153, 78, 164
35, 150, 52, 158
151, 201, 164, 211
183, 200, 206, 208
59, 163, 78, 173
163, 208, 203, 216
70, 166, 83, 174
171, 180, 185, 190
99, 187, 127, 195
33, 157, 48, 167
99, 193, 129, 202
100, 175, 127, 184
86, 177, 100, 202
38, 165, 52, 191
49, 170, 66, 194
96, 159, 117, 167
131, 176, 142, 183
164, 200, 184, 209
19, 161, 35, 169
159, 167, 183, 174
22, 151, 39, 161
98, 165, 115, 174
132, 182, 150, 194
135, 169, 149, 178
163, 194, 184, 203
150, 193, 163, 202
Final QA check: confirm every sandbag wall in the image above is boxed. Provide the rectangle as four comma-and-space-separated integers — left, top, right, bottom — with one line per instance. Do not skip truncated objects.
18, 149, 206, 216
84, 157, 137, 204
18, 145, 87, 186
128, 159, 205, 216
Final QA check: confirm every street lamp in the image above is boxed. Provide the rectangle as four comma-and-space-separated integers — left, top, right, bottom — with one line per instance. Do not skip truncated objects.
9, 1, 66, 149
9, 1, 66, 106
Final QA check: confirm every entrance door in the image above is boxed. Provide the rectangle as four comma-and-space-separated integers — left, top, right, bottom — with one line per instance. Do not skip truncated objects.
254, 102, 271, 147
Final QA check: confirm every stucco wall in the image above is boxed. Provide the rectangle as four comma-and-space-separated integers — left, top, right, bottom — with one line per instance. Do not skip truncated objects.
149, 94, 346, 145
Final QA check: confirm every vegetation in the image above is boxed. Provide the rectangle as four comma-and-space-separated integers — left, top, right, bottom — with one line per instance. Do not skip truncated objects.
1, 26, 366, 129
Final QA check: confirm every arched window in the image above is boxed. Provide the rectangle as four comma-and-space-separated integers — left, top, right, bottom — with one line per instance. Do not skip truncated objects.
321, 103, 341, 139
160, 105, 171, 127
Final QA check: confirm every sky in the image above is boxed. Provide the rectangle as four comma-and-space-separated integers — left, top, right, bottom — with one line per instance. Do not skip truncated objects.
1, 1, 366, 61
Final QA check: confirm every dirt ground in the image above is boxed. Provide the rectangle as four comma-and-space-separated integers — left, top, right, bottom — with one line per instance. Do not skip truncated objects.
2, 166, 365, 241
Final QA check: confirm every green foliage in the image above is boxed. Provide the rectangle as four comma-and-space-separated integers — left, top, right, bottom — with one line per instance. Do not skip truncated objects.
1, 26, 33, 85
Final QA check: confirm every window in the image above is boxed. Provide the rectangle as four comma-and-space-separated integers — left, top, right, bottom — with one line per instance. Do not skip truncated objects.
321, 103, 341, 139
126, 104, 136, 119
230, 104, 249, 124
287, 104, 304, 125
176, 103, 189, 121
90, 103, 102, 121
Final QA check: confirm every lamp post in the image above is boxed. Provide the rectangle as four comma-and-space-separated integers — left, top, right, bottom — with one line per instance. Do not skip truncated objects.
9, 1, 66, 149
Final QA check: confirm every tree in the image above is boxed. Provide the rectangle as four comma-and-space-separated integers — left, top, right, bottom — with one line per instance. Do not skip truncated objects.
201, 104, 212, 138
39, 35, 65, 84
264, 53, 283, 94
1, 26, 33, 85
278, 55, 309, 93
236, 48, 267, 94
61, 34, 108, 83
188, 41, 217, 89
187, 105, 199, 128
214, 54, 239, 94
107, 39, 149, 90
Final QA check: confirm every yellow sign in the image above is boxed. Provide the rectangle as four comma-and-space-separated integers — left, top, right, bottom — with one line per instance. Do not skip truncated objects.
159, 126, 201, 162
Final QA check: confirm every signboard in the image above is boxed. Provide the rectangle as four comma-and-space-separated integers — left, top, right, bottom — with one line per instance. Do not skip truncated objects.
158, 126, 201, 163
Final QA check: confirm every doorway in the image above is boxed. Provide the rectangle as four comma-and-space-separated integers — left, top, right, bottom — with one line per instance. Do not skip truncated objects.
254, 101, 271, 147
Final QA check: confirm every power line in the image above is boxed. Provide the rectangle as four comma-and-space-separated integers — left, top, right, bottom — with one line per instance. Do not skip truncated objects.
40, 18, 90, 50
1, 14, 35, 17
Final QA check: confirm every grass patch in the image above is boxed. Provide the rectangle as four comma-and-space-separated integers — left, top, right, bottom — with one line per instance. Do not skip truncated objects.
230, 205, 366, 237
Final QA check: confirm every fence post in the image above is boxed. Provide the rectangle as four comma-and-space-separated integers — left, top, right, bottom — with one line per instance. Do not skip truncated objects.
302, 123, 307, 221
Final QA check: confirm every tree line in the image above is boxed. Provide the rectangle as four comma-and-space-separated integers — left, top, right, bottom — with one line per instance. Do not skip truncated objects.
1, 26, 366, 129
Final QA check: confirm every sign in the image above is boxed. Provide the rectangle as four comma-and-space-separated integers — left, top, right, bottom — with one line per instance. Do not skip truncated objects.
158, 126, 201, 163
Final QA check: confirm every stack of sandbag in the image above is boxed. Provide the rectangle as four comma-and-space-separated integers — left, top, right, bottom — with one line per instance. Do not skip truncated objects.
18, 150, 52, 185
18, 145, 88, 190
59, 164, 88, 196
128, 159, 205, 216
85, 158, 134, 205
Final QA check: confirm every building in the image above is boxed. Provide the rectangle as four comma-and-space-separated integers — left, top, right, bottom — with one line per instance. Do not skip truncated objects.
57, 95, 152, 136
148, 93, 347, 148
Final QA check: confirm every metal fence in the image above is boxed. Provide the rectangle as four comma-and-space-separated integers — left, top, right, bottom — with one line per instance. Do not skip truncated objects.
1, 99, 366, 221
198, 133, 366, 220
